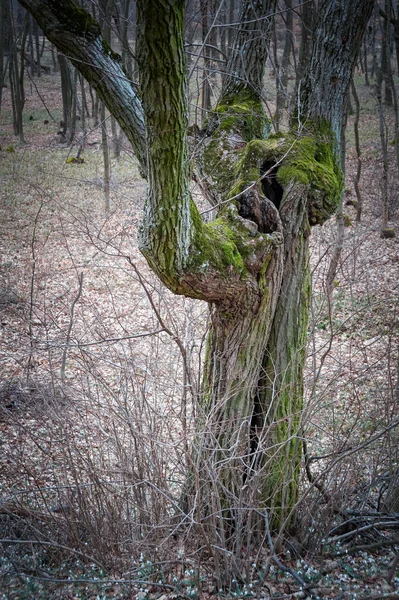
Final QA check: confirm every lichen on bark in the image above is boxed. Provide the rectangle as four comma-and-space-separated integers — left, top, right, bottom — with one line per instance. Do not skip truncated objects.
277, 120, 344, 225
47, 0, 101, 39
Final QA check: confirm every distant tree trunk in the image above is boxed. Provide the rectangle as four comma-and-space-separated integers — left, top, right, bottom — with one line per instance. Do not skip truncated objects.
384, 3, 399, 177
9, 6, 28, 143
58, 53, 75, 142
381, 0, 393, 106
325, 106, 348, 305
28, 14, 35, 75
297, 0, 314, 83
76, 73, 86, 159
101, 100, 111, 211
33, 15, 40, 76
200, 0, 212, 121
351, 80, 363, 222
371, 6, 378, 79
394, 1, 399, 76
0, 0, 8, 113
120, 0, 133, 80
98, 0, 114, 205
91, 85, 99, 126
68, 66, 78, 144
376, 54, 390, 235
219, 0, 228, 58
49, 43, 57, 71
363, 32, 370, 86
110, 115, 120, 159
227, 0, 236, 52
275, 0, 293, 129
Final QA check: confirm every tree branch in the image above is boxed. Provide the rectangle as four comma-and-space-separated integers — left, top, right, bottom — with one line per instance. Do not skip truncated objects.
18, 0, 147, 170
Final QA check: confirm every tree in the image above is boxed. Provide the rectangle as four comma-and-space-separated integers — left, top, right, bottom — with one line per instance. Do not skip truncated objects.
18, 0, 374, 565
275, 0, 294, 129
8, 0, 29, 143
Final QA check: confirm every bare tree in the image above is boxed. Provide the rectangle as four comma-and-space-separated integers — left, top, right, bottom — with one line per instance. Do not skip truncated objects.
8, 1, 28, 143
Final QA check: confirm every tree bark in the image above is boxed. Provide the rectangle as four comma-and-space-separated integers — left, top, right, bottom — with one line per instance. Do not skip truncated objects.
352, 80, 363, 222
101, 100, 110, 211
9, 6, 28, 143
376, 55, 390, 233
275, 0, 294, 129
297, 0, 314, 84
200, 0, 212, 119
222, 0, 274, 100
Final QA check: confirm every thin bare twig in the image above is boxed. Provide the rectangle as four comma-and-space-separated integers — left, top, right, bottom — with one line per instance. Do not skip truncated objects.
0, 539, 105, 570
334, 538, 399, 556
9, 573, 193, 599
60, 271, 84, 383
262, 509, 317, 598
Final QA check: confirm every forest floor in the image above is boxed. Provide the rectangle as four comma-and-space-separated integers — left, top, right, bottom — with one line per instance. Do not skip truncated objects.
0, 69, 399, 599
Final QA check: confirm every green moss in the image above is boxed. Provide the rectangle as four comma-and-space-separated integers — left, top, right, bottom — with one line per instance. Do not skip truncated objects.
214, 91, 270, 142
208, 219, 245, 270
187, 203, 247, 276
51, 0, 101, 39
201, 90, 274, 203
343, 213, 352, 227
276, 122, 343, 225
205, 120, 343, 229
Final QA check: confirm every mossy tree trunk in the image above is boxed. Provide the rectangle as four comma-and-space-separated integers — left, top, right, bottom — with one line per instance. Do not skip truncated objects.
20, 0, 374, 557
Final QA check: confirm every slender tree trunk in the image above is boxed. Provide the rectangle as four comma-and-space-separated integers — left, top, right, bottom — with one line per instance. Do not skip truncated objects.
325, 104, 348, 310
28, 14, 35, 75
68, 66, 78, 144
382, 1, 399, 177
50, 43, 57, 71
98, 0, 113, 207
381, 1, 393, 106
9, 7, 28, 143
371, 6, 378, 79
120, 0, 133, 80
110, 115, 120, 159
275, 0, 293, 129
394, 1, 399, 77
91, 85, 99, 126
363, 33, 370, 86
0, 0, 7, 113
376, 54, 390, 234
76, 73, 86, 159
33, 15, 40, 76
58, 52, 72, 140
227, 0, 236, 52
200, 0, 212, 121
297, 0, 314, 83
351, 79, 363, 222
101, 100, 111, 211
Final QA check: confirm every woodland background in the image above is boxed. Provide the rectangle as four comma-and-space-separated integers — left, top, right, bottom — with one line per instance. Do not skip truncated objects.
0, 0, 399, 598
